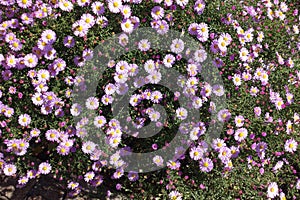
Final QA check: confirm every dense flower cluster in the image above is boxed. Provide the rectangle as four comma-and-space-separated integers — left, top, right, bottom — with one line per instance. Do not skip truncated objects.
0, 0, 299, 199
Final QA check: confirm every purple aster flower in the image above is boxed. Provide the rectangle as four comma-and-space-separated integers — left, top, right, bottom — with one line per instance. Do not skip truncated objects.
121, 18, 134, 34
212, 57, 224, 68
212, 84, 225, 96
45, 129, 60, 142
26, 170, 37, 179
24, 53, 38, 68
17, 0, 32, 8
130, 16, 140, 29
210, 40, 219, 54
169, 191, 182, 199
91, 175, 103, 187
21, 13, 34, 25
199, 158, 213, 172
189, 146, 204, 160
230, 146, 240, 158
138, 39, 151, 52
82, 141, 96, 154
94, 115, 107, 128
224, 13, 233, 25
151, 6, 164, 20
217, 109, 231, 122
129, 94, 141, 107
9, 39, 22, 51
128, 63, 139, 76
284, 138, 298, 153
150, 91, 162, 103
86, 97, 99, 110
212, 138, 226, 151
188, 23, 199, 35
67, 181, 79, 190
296, 179, 300, 190
18, 176, 29, 185
254, 106, 261, 117
92, 2, 105, 15
167, 160, 181, 170
6, 54, 17, 68
38, 162, 52, 174
218, 147, 232, 162
153, 155, 164, 167
81, 13, 95, 28
234, 128, 248, 142
132, 117, 145, 129
234, 115, 245, 127
96, 16, 108, 28
112, 168, 124, 179
3, 164, 17, 176
18, 114, 31, 127
176, 107, 188, 120
148, 110, 161, 122
155, 20, 169, 35
84, 171, 95, 182
194, 0, 205, 15
57, 144, 70, 155
41, 29, 56, 44
256, 142, 267, 153
128, 171, 139, 181
72, 20, 88, 37
44, 47, 57, 60
101, 94, 114, 105
63, 35, 75, 48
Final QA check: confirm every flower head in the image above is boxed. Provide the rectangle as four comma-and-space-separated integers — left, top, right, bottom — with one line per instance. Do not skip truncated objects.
18, 114, 31, 127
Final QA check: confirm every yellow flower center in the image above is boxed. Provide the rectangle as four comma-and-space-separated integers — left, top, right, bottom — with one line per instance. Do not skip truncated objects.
46, 34, 52, 40
77, 26, 83, 32
9, 59, 14, 64
125, 22, 130, 29
12, 42, 18, 48
113, 2, 119, 7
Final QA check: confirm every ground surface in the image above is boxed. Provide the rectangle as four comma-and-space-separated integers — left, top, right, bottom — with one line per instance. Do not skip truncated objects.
0, 175, 126, 200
